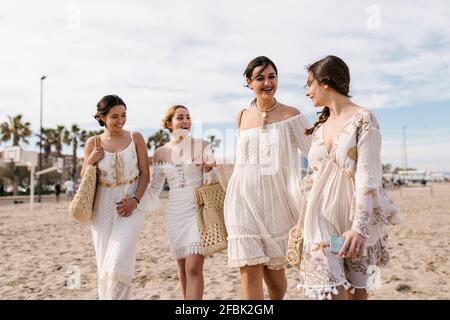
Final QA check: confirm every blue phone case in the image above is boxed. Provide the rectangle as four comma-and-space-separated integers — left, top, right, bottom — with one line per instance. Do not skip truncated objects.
330, 235, 345, 254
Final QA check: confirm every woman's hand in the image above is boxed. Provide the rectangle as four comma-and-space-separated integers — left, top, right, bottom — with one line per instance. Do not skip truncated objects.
116, 197, 138, 217
338, 230, 366, 259
87, 145, 104, 166
193, 154, 216, 172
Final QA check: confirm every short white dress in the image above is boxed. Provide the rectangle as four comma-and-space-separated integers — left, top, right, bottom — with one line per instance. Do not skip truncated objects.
224, 112, 311, 270
297, 109, 401, 299
145, 145, 217, 259
91, 132, 148, 300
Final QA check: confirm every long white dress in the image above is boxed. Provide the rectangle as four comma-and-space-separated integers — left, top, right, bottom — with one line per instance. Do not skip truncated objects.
91, 133, 148, 300
224, 113, 311, 270
145, 146, 217, 259
297, 109, 401, 299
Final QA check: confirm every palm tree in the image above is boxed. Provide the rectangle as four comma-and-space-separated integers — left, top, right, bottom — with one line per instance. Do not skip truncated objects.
63, 124, 83, 181
206, 135, 221, 154
52, 125, 66, 157
0, 114, 32, 195
0, 114, 32, 146
147, 129, 170, 152
35, 128, 55, 167
80, 129, 104, 148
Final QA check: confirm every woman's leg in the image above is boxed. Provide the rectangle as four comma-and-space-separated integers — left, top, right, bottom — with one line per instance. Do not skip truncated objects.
331, 286, 349, 300
240, 265, 264, 300
262, 266, 287, 300
177, 259, 187, 299
184, 254, 205, 300
347, 288, 368, 300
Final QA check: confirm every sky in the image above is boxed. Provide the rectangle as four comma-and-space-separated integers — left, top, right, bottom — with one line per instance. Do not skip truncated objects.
0, 0, 449, 171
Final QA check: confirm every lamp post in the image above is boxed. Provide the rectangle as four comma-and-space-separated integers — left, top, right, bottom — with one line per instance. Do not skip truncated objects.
38, 75, 46, 203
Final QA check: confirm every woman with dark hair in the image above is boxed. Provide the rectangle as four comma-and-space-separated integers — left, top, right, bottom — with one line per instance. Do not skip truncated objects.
297, 56, 400, 300
80, 94, 150, 299
224, 56, 311, 300
143, 105, 216, 300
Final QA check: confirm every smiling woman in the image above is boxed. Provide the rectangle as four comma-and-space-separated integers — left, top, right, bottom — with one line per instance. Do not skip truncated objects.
79, 94, 151, 300
223, 56, 312, 300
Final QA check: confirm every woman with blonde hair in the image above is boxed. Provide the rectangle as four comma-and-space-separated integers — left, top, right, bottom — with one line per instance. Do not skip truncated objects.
144, 105, 216, 299
297, 55, 400, 300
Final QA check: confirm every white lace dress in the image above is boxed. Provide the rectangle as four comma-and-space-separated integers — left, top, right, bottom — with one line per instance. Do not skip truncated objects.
91, 133, 148, 300
145, 161, 217, 259
297, 109, 401, 299
224, 113, 311, 270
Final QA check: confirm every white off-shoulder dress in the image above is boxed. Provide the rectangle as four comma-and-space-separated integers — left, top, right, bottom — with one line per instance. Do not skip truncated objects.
224, 112, 311, 270
144, 145, 217, 260
297, 109, 401, 299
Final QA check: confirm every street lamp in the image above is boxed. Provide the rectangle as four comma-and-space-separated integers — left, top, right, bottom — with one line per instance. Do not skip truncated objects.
38, 75, 46, 203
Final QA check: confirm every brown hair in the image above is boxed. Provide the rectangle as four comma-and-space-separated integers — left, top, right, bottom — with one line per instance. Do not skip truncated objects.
94, 95, 127, 127
243, 56, 278, 106
162, 105, 189, 132
304, 55, 351, 135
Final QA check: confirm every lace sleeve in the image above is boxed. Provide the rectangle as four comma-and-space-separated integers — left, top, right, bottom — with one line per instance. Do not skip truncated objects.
287, 113, 312, 154
137, 165, 166, 213
351, 112, 382, 238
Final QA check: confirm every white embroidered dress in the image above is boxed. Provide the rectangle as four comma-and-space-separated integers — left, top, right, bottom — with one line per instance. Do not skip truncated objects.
224, 113, 311, 270
145, 148, 217, 260
91, 133, 147, 300
297, 109, 401, 299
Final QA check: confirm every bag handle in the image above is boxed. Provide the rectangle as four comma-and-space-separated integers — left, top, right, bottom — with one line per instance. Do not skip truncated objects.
295, 173, 311, 230
237, 109, 246, 130
93, 135, 100, 168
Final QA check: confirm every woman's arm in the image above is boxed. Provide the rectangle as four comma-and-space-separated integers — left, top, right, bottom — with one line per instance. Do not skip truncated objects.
117, 132, 149, 216
131, 132, 150, 201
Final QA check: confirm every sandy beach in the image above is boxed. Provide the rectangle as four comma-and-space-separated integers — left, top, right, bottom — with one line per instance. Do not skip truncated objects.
1, 183, 449, 300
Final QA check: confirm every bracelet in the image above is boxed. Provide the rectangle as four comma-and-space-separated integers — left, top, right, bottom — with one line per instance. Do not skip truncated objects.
132, 196, 140, 204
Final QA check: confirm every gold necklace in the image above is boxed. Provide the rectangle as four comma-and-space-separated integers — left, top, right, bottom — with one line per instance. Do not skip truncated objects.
255, 98, 278, 128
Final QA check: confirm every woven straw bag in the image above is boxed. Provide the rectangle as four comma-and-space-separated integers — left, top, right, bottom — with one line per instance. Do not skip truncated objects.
286, 179, 309, 269
69, 136, 100, 224
195, 180, 228, 256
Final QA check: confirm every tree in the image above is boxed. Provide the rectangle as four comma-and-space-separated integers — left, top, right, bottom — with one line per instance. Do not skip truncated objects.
0, 114, 32, 195
147, 129, 170, 152
0, 114, 32, 146
80, 129, 104, 148
52, 125, 66, 157
63, 124, 83, 181
36, 128, 55, 167
382, 163, 392, 173
206, 135, 221, 154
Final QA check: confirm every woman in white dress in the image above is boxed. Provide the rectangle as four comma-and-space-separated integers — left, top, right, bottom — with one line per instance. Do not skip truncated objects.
145, 105, 216, 300
224, 56, 311, 300
80, 95, 150, 299
298, 56, 400, 300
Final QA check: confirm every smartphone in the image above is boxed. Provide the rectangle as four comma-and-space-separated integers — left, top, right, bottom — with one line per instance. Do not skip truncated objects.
330, 235, 345, 254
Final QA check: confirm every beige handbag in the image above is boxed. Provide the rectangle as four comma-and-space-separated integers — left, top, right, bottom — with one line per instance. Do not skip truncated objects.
286, 179, 309, 269
195, 173, 228, 256
69, 136, 100, 224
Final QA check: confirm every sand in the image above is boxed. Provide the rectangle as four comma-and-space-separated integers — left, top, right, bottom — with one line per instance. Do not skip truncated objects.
0, 183, 449, 300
